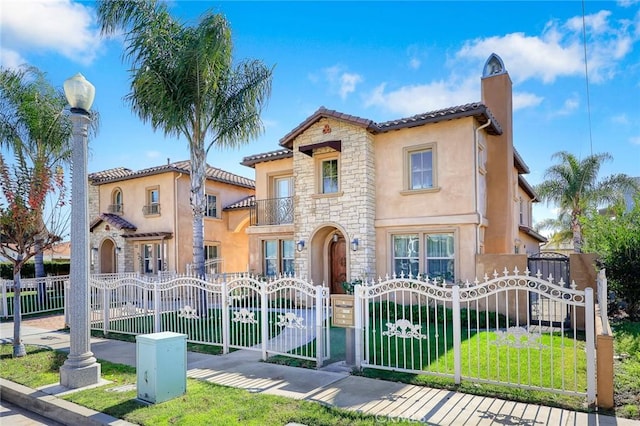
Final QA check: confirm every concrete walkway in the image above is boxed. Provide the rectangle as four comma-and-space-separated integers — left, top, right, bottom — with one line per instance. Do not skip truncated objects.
2, 316, 640, 426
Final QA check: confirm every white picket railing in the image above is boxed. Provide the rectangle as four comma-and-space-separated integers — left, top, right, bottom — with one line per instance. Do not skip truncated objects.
88, 273, 330, 366
353, 268, 596, 405
1, 275, 69, 319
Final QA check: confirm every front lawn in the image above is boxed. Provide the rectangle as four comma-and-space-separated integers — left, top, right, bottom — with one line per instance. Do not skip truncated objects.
0, 344, 414, 425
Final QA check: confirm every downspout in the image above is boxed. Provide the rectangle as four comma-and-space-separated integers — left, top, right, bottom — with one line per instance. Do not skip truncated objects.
474, 120, 491, 255
174, 172, 183, 272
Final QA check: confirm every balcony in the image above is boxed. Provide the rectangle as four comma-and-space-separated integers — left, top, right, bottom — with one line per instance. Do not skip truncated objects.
107, 204, 123, 215
143, 203, 161, 215
250, 196, 294, 226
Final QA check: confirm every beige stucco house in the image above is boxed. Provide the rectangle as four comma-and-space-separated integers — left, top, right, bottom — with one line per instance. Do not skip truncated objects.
88, 160, 255, 275
241, 54, 545, 292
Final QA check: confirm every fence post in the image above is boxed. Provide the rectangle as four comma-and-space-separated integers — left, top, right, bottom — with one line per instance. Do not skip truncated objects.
153, 281, 160, 332
261, 280, 268, 361
102, 280, 109, 335
452, 285, 461, 385
585, 287, 596, 406
64, 279, 70, 326
315, 285, 324, 368
222, 280, 229, 354
354, 284, 363, 369
1, 280, 8, 318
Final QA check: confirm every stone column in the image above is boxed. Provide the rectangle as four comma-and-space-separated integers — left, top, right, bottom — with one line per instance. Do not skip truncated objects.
60, 112, 101, 388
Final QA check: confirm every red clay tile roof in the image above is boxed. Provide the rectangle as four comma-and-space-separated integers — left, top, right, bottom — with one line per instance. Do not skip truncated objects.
241, 149, 293, 168
224, 195, 255, 210
278, 103, 502, 149
376, 103, 501, 133
279, 107, 376, 149
89, 160, 255, 189
122, 232, 173, 239
90, 213, 137, 231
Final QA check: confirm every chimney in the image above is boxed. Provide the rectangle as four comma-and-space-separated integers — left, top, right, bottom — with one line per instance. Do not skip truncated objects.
481, 53, 517, 254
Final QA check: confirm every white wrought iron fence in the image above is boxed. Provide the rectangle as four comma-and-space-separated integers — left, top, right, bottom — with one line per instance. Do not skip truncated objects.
88, 273, 329, 366
353, 268, 596, 405
1, 275, 69, 319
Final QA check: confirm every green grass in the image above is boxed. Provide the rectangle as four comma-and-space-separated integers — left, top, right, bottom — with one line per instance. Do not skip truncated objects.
268, 322, 589, 411
91, 309, 282, 348
612, 320, 640, 420
0, 344, 415, 425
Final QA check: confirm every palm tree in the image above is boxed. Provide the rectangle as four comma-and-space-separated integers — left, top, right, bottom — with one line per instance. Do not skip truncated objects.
97, 0, 273, 278
535, 151, 638, 253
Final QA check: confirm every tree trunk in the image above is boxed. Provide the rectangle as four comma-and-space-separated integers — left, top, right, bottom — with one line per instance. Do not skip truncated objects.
190, 143, 208, 316
35, 240, 47, 308
13, 255, 26, 357
572, 215, 583, 253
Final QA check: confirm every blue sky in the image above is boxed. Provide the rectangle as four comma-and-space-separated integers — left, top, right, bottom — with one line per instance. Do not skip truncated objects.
1, 0, 639, 225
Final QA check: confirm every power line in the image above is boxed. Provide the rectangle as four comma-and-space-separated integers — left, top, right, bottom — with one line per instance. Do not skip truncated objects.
581, 0, 594, 155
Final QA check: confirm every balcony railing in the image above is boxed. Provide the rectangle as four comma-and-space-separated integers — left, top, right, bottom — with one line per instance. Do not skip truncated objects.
143, 203, 160, 215
250, 196, 294, 226
107, 204, 123, 215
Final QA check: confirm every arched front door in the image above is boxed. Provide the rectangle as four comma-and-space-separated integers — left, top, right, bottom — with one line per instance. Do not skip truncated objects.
100, 239, 116, 273
330, 237, 346, 294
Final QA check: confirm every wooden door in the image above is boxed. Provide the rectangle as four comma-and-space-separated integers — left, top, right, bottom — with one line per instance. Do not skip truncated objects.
330, 238, 347, 294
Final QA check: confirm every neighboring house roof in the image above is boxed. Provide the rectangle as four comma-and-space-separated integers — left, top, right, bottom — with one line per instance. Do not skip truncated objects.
224, 195, 256, 211
519, 225, 548, 243
43, 241, 71, 260
279, 103, 503, 149
90, 213, 137, 232
241, 149, 293, 168
89, 160, 255, 189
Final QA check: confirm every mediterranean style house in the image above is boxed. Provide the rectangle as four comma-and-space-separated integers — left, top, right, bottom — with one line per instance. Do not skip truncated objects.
88, 160, 255, 275
241, 54, 545, 292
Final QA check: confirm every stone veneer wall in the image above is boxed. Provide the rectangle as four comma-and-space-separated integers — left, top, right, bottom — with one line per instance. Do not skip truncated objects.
293, 117, 376, 281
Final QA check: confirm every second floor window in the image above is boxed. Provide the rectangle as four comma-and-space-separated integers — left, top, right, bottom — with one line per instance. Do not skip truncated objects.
110, 188, 123, 214
206, 194, 217, 218
410, 149, 433, 190
144, 187, 160, 215
321, 158, 339, 194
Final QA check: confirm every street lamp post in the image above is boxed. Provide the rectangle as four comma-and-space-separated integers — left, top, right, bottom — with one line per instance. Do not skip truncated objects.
59, 73, 101, 388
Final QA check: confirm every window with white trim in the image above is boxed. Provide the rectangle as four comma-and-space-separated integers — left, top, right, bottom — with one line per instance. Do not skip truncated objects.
206, 194, 218, 218
392, 232, 455, 281
263, 239, 295, 277
321, 158, 339, 194
404, 143, 437, 191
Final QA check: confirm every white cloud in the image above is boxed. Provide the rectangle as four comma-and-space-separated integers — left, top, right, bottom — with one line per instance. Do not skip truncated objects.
556, 93, 580, 115
513, 92, 544, 111
364, 76, 479, 117
0, 48, 27, 70
611, 114, 629, 124
321, 65, 363, 100
456, 10, 638, 84
408, 57, 421, 70
630, 136, 640, 145
618, 0, 640, 7
1, 0, 102, 66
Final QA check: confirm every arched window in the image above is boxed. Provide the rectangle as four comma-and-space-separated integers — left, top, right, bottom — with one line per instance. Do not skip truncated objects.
110, 188, 123, 214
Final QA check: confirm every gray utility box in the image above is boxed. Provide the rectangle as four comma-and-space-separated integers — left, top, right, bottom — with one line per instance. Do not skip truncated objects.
136, 331, 187, 404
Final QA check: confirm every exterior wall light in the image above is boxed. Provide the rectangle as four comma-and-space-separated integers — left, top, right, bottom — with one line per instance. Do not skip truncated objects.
332, 233, 339, 243
296, 240, 305, 252
351, 238, 359, 251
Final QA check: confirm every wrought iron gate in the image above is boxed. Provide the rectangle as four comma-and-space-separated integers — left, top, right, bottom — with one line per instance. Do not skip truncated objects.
528, 252, 570, 326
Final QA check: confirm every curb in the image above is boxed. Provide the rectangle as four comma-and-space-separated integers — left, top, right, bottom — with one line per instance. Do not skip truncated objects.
0, 378, 136, 426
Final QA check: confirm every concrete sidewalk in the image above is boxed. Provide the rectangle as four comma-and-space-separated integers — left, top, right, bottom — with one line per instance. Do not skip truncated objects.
2, 319, 640, 426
